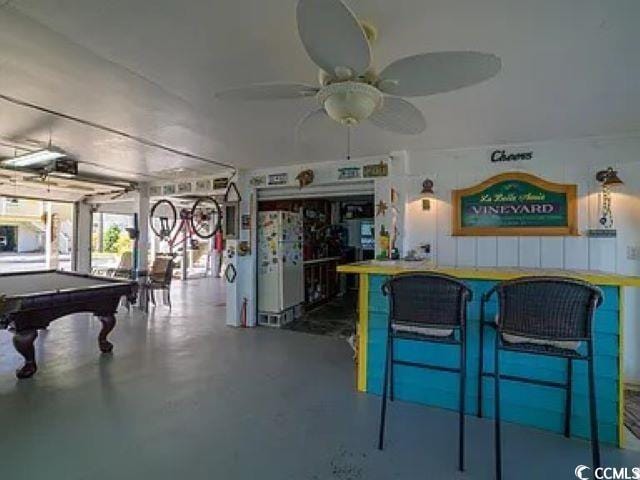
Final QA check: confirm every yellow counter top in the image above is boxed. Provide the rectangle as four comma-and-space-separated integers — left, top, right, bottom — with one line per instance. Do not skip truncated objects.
337, 260, 640, 287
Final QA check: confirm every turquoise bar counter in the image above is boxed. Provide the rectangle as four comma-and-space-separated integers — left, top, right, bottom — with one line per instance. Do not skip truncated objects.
337, 261, 640, 447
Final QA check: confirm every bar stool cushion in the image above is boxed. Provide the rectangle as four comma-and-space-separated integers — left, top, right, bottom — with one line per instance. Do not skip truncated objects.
392, 323, 453, 338
496, 313, 580, 350
501, 333, 580, 351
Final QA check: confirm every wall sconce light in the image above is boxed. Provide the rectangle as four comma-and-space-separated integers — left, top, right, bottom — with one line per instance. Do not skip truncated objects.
596, 167, 623, 228
421, 178, 435, 195
421, 178, 434, 211
596, 167, 624, 187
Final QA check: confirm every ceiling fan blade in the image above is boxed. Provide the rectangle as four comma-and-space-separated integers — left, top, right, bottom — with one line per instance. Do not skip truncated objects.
369, 97, 426, 135
378, 52, 501, 97
214, 83, 319, 101
296, 0, 371, 77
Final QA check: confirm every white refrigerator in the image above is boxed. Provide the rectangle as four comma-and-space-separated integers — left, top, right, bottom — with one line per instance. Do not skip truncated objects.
258, 211, 304, 313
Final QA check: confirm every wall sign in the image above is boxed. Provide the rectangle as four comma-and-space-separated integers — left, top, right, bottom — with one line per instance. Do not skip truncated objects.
267, 173, 288, 186
213, 177, 229, 190
249, 175, 266, 186
177, 182, 192, 193
587, 229, 617, 238
162, 184, 176, 195
452, 172, 577, 236
363, 161, 388, 178
195, 179, 212, 192
338, 166, 361, 180
490, 149, 533, 163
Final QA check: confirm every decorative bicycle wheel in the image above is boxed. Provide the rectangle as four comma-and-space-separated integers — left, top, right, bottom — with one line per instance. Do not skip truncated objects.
150, 199, 177, 240
190, 196, 222, 239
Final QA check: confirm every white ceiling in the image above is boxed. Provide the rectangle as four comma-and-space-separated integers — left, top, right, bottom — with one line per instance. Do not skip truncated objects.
0, 0, 638, 183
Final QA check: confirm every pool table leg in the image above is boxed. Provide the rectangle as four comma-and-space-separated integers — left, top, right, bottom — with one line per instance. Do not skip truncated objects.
13, 329, 38, 379
98, 314, 116, 353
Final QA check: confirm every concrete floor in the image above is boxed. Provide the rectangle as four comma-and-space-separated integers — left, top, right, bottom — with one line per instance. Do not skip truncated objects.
1, 277, 639, 480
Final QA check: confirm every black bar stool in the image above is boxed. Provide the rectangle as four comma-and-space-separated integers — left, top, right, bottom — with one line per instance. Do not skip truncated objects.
378, 273, 472, 472
478, 276, 603, 480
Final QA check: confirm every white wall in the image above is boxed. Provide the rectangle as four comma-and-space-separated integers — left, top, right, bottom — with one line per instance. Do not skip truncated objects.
17, 224, 41, 252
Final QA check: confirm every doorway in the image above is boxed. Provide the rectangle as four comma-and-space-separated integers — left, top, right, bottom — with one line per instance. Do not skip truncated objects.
90, 212, 136, 276
0, 196, 74, 273
256, 191, 374, 340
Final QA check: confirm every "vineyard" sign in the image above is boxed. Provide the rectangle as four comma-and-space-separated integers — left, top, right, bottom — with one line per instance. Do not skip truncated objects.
452, 172, 577, 236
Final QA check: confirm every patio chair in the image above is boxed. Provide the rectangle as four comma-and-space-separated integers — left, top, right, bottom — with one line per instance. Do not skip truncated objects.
144, 254, 175, 311
378, 273, 472, 472
478, 276, 603, 480
111, 251, 133, 279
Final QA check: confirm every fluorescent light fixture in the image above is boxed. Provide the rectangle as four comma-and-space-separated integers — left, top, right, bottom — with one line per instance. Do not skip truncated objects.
1, 149, 67, 168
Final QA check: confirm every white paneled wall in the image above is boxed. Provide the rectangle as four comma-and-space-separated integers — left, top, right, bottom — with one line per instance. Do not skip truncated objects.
404, 137, 639, 272
403, 135, 640, 381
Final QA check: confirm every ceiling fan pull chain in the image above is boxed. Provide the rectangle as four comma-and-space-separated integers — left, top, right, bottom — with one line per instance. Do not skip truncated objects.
346, 126, 351, 161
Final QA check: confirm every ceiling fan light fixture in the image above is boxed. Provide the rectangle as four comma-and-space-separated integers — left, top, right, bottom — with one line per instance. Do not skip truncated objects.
317, 82, 382, 125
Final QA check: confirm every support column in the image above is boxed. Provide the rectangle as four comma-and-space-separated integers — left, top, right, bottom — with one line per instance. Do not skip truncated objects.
136, 184, 150, 275
97, 212, 104, 252
45, 201, 60, 269
74, 201, 92, 273
226, 170, 256, 327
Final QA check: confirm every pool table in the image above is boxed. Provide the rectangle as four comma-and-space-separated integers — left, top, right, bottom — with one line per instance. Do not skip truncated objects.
0, 270, 137, 378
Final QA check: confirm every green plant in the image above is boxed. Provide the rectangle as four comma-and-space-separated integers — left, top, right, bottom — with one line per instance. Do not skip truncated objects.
114, 231, 132, 255
103, 225, 121, 253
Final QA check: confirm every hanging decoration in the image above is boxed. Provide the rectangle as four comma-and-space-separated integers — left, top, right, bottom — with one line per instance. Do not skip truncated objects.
296, 169, 315, 189
599, 187, 614, 229
390, 187, 398, 204
224, 182, 242, 203
224, 263, 237, 283
249, 175, 266, 186
375, 200, 388, 216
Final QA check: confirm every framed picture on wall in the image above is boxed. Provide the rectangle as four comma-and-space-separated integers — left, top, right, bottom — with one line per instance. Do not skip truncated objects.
451, 172, 578, 236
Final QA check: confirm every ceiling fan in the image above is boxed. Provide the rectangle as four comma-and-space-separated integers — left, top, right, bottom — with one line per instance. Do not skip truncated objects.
214, 0, 501, 136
